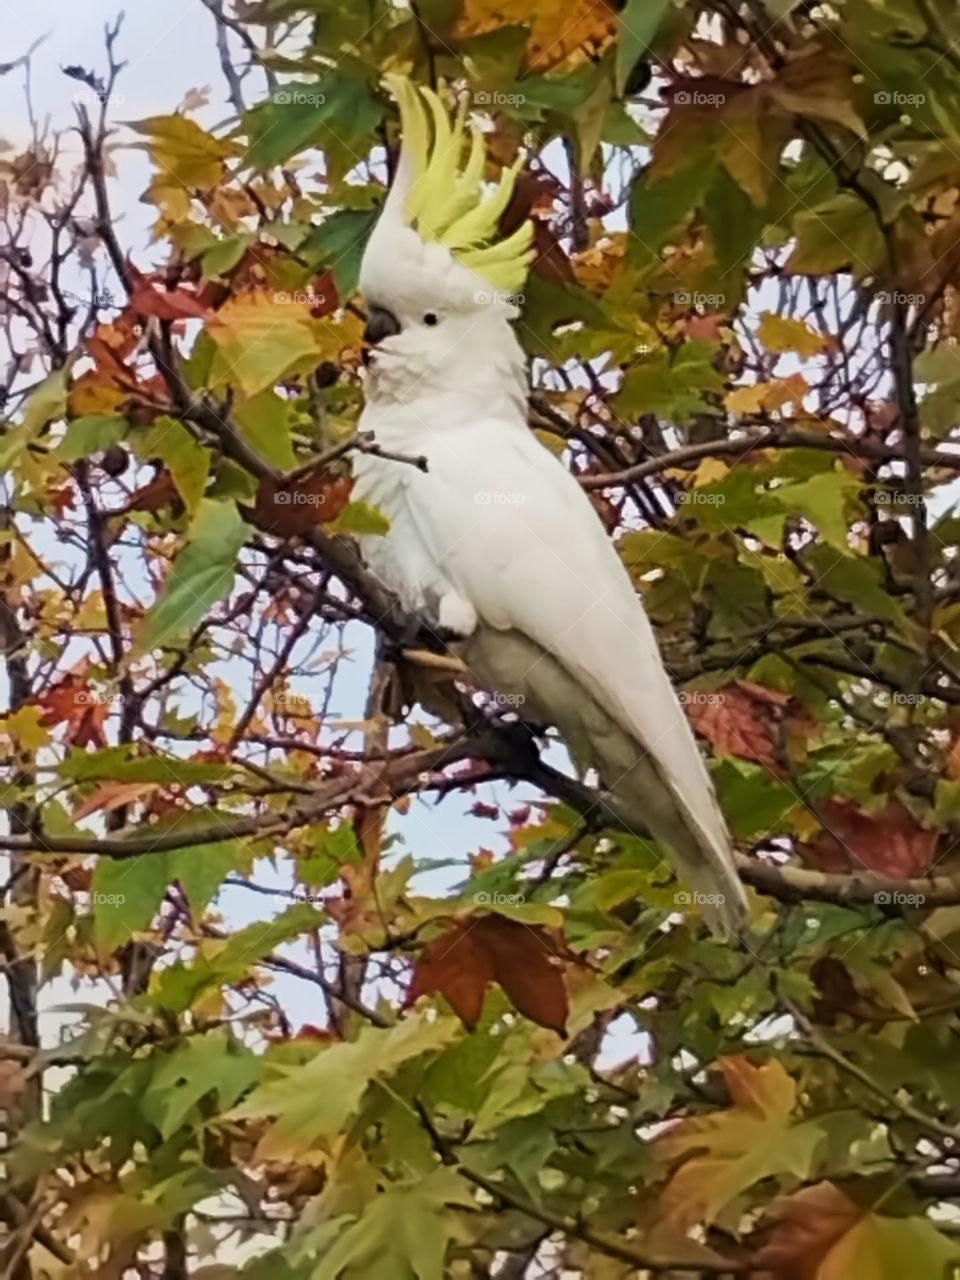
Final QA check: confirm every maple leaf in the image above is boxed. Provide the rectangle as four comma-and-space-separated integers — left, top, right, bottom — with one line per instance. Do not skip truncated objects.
657, 1056, 824, 1230
455, 0, 617, 71
408, 913, 569, 1034
129, 272, 210, 321
122, 470, 181, 516
802, 798, 938, 878
33, 674, 109, 749
751, 1181, 960, 1279
72, 780, 163, 822
252, 469, 354, 537
683, 679, 812, 776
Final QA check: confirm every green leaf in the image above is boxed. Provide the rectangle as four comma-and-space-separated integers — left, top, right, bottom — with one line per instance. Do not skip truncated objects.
616, 341, 724, 424
171, 839, 247, 913
133, 417, 211, 514
92, 854, 171, 952
334, 500, 390, 535
242, 74, 383, 171
136, 498, 248, 652
805, 545, 907, 626
772, 470, 862, 549
301, 207, 378, 297
141, 1030, 260, 1139
300, 821, 362, 887
61, 747, 238, 786
630, 159, 718, 265
312, 1169, 475, 1280
234, 391, 298, 469
228, 1015, 459, 1158
616, 0, 671, 95
147, 903, 324, 1012
1, 366, 70, 469
786, 194, 886, 277
58, 414, 127, 462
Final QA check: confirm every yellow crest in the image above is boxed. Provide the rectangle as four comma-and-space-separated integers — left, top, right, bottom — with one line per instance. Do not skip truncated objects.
383, 75, 534, 295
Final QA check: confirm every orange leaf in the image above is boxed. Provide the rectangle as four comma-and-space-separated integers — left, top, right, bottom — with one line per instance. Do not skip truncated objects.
33, 674, 110, 749
455, 0, 617, 71
129, 274, 210, 320
683, 679, 796, 775
408, 913, 569, 1033
72, 780, 162, 821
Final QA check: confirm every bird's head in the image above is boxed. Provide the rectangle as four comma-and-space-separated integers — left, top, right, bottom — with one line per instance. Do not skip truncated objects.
359, 76, 533, 404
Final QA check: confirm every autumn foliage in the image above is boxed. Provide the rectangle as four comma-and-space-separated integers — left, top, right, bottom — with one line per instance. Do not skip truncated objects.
4, 1, 960, 1277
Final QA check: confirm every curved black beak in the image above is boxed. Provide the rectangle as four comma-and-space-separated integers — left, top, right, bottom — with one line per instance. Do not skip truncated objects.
363, 305, 401, 346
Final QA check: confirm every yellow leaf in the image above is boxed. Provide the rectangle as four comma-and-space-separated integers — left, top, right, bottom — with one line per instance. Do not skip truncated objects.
657, 1056, 823, 1229
758, 311, 828, 357
206, 291, 353, 398
726, 373, 809, 414
456, 0, 617, 71
691, 457, 729, 487
0, 706, 53, 752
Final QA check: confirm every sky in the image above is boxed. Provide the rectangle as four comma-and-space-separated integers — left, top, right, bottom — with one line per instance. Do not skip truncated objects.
1, 0, 593, 1052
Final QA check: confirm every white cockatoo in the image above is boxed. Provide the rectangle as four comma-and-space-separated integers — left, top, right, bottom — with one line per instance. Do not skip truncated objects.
352, 77, 748, 935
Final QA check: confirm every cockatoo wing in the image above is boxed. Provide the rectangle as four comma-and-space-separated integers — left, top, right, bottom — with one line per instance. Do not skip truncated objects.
361, 416, 747, 931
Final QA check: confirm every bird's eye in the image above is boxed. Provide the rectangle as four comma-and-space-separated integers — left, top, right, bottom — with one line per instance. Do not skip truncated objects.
423, 312, 439, 326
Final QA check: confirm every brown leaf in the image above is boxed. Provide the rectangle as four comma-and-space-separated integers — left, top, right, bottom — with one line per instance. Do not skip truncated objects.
802, 798, 938, 878
751, 1182, 861, 1277
124, 470, 181, 515
408, 914, 569, 1033
252, 469, 354, 537
33, 673, 110, 749
0, 1054, 26, 1112
683, 679, 797, 775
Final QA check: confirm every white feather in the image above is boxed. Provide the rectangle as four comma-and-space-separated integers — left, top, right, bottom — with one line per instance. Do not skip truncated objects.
355, 392, 749, 935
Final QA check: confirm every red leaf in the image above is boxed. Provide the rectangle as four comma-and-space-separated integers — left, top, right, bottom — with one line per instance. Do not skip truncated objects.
34, 674, 110, 749
802, 798, 937, 878
251, 469, 354, 537
408, 914, 569, 1034
683, 679, 809, 777
129, 271, 210, 320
